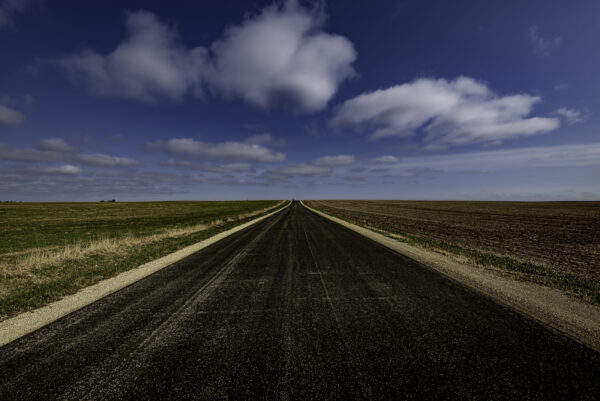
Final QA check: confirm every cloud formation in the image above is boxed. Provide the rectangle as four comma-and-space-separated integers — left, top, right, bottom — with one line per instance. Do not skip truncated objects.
75, 153, 139, 167
59, 1, 356, 112
0, 168, 189, 198
59, 11, 203, 102
528, 25, 562, 56
245, 133, 286, 147
0, 104, 24, 126
330, 76, 560, 148
203, 0, 356, 112
38, 164, 82, 175
149, 138, 285, 163
370, 155, 399, 164
0, 143, 63, 162
262, 153, 356, 182
312, 154, 356, 166
555, 107, 584, 125
160, 159, 255, 173
387, 142, 600, 172
270, 163, 331, 177
37, 137, 75, 152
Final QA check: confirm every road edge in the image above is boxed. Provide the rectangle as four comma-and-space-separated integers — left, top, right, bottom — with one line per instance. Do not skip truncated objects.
301, 201, 600, 352
0, 201, 290, 347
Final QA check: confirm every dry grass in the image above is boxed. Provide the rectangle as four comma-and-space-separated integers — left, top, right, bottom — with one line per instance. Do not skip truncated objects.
0, 200, 288, 318
0, 204, 281, 278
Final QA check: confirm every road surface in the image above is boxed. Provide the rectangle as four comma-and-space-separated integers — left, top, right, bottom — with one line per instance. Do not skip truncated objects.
1, 201, 599, 400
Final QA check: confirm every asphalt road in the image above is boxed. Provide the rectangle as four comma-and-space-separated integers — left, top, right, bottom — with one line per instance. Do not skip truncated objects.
1, 201, 599, 400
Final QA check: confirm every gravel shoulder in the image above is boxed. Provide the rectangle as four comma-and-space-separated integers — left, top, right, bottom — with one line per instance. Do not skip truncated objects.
303, 201, 600, 352
0, 202, 289, 347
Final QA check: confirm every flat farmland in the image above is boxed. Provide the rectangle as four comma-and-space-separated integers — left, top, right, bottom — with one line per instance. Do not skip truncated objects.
0, 200, 284, 319
306, 200, 600, 303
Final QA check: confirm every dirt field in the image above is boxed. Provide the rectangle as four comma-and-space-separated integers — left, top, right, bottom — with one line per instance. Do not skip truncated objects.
306, 200, 600, 303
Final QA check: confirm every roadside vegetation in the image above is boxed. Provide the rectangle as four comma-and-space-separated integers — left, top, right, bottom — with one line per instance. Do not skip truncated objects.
306, 200, 600, 305
0, 200, 286, 319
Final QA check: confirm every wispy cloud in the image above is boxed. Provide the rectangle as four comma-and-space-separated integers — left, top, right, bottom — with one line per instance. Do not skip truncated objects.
0, 104, 24, 126
553, 83, 570, 91
330, 76, 560, 148
58, 1, 356, 112
0, 93, 34, 106
269, 164, 331, 177
0, 168, 189, 197
75, 153, 139, 167
160, 159, 255, 173
35, 164, 82, 175
389, 143, 600, 172
0, 142, 138, 170
261, 153, 356, 182
555, 107, 585, 125
0, 0, 38, 29
528, 25, 562, 56
312, 154, 356, 167
0, 143, 63, 162
37, 138, 75, 152
370, 155, 399, 164
148, 137, 285, 163
344, 175, 367, 182
107, 133, 125, 143
245, 133, 286, 147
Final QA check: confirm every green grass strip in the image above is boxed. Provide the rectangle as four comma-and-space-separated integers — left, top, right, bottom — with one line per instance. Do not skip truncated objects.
0, 203, 287, 319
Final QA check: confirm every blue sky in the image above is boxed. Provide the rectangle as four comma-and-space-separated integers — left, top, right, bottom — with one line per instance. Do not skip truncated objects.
0, 0, 598, 201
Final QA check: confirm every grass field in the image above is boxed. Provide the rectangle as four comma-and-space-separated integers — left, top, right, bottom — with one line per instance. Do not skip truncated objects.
0, 200, 285, 319
306, 200, 600, 304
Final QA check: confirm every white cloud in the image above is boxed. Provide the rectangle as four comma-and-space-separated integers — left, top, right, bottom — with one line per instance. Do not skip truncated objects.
203, 0, 356, 112
59, 2, 356, 112
528, 25, 562, 56
370, 155, 399, 164
196, 163, 255, 173
37, 138, 75, 152
59, 11, 204, 103
555, 107, 584, 125
388, 142, 600, 172
261, 153, 356, 182
76, 153, 139, 167
0, 104, 24, 126
40, 164, 82, 175
312, 154, 356, 166
330, 76, 560, 147
150, 138, 285, 162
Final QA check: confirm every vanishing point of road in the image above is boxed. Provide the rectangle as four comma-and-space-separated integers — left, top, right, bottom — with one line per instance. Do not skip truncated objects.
1, 201, 599, 400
